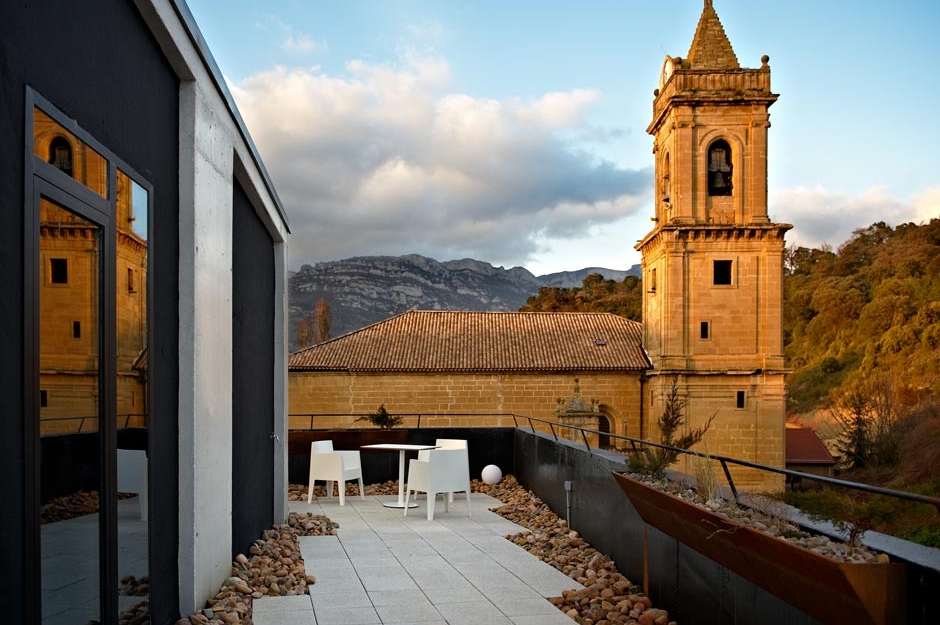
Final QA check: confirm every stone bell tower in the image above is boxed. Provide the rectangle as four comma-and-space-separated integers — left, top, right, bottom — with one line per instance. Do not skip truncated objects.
636, 0, 791, 491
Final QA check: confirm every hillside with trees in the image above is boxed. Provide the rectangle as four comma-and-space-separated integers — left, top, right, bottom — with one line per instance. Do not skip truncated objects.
784, 219, 940, 415
519, 272, 643, 320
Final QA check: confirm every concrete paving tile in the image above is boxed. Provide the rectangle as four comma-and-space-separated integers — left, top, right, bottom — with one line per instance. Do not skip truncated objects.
252, 594, 314, 613
433, 600, 513, 624
373, 600, 444, 623
252, 611, 317, 625
356, 566, 420, 592
366, 588, 429, 607
421, 586, 487, 604
484, 587, 565, 617
511, 613, 579, 625
313, 604, 381, 625
309, 588, 372, 609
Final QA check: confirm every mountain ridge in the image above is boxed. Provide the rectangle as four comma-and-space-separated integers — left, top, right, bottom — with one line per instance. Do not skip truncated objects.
289, 254, 639, 348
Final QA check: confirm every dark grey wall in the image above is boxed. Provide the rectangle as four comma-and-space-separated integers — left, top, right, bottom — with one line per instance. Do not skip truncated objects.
232, 180, 276, 556
0, 1, 180, 623
287, 427, 516, 486
514, 429, 821, 625
514, 429, 940, 625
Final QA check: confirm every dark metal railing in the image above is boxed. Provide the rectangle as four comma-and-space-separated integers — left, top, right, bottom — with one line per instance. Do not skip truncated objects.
513, 413, 940, 515
40, 413, 148, 433
288, 412, 515, 431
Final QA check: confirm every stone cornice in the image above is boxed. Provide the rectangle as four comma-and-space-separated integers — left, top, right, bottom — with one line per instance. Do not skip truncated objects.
635, 222, 793, 253
648, 69, 777, 135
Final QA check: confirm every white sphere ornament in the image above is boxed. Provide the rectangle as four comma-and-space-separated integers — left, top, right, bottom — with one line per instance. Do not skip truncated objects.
481, 464, 502, 485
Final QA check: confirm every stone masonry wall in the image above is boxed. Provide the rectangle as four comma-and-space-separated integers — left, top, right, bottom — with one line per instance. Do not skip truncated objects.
289, 371, 643, 442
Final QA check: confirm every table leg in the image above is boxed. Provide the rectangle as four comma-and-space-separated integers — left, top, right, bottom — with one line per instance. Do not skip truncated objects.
382, 449, 418, 508
396, 450, 406, 506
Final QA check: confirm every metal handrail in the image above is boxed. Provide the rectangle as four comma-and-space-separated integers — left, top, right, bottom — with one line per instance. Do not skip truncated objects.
516, 413, 940, 514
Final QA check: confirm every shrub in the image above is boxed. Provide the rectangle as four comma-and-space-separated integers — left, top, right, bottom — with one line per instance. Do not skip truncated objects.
356, 404, 403, 430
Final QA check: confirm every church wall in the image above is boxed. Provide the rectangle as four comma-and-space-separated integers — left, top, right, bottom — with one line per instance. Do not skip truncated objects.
646, 372, 786, 492
289, 371, 643, 441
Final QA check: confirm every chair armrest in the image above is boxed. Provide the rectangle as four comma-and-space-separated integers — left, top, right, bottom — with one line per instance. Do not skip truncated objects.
311, 452, 344, 474
407, 458, 431, 491
336, 450, 361, 470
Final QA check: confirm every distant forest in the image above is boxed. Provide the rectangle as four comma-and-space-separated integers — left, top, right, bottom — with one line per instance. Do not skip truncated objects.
521, 219, 940, 417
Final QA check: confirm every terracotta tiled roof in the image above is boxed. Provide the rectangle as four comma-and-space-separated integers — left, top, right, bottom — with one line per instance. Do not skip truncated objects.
686, 0, 740, 70
785, 426, 836, 465
289, 310, 650, 373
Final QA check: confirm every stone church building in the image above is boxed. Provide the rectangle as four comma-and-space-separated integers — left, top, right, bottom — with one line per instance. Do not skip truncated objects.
290, 0, 791, 493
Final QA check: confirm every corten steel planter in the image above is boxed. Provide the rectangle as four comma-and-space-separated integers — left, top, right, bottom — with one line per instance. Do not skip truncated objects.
613, 472, 907, 625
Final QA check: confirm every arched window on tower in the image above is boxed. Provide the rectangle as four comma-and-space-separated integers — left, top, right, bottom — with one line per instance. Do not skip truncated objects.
48, 135, 73, 177
707, 140, 732, 196
661, 152, 671, 203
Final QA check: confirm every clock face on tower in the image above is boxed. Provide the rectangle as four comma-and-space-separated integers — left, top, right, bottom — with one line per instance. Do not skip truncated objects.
659, 56, 675, 90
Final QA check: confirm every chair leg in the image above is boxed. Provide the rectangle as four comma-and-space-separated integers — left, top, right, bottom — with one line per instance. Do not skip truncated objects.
358, 477, 365, 500
326, 480, 334, 499
339, 481, 346, 506
465, 482, 472, 518
404, 487, 412, 516
307, 480, 314, 504
427, 492, 436, 521
448, 492, 454, 504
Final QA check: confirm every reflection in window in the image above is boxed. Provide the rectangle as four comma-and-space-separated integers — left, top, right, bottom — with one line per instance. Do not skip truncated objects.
33, 107, 108, 198
707, 140, 733, 196
39, 197, 101, 622
48, 136, 73, 175
50, 258, 68, 284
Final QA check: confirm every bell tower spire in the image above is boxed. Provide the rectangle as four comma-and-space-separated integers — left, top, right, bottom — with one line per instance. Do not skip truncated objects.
637, 0, 791, 492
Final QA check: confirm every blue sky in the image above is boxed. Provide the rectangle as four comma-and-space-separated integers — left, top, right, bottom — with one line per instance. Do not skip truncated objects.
186, 0, 939, 275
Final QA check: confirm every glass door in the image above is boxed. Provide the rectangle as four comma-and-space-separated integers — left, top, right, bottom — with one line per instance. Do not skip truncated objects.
29, 93, 152, 625
36, 189, 105, 625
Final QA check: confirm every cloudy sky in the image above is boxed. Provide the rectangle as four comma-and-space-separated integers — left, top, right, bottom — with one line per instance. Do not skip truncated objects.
186, 0, 939, 275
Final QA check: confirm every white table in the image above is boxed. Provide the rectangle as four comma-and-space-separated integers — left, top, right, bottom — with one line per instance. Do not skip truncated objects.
361, 443, 437, 508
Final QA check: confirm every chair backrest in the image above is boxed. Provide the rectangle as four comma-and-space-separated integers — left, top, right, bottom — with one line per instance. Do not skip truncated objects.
312, 440, 334, 454
435, 438, 467, 450
426, 448, 470, 491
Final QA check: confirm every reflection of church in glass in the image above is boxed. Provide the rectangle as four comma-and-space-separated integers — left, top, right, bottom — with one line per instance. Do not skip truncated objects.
34, 110, 149, 435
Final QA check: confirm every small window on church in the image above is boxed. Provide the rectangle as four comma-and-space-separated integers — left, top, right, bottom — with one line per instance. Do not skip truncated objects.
736, 391, 746, 409
707, 140, 732, 196
700, 321, 710, 339
649, 268, 657, 293
713, 260, 732, 285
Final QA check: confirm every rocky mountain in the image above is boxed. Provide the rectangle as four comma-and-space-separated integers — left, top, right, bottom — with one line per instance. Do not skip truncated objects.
289, 254, 639, 348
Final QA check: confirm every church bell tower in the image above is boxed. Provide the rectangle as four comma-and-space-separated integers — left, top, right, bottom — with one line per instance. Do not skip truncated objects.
637, 0, 791, 491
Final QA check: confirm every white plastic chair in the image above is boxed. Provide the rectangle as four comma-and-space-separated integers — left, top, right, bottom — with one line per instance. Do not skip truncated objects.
117, 449, 148, 521
307, 440, 365, 505
404, 448, 471, 521
417, 439, 467, 503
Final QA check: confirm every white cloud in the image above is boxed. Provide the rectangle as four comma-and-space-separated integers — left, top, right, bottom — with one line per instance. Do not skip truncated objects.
283, 34, 320, 55
770, 185, 939, 250
230, 56, 648, 269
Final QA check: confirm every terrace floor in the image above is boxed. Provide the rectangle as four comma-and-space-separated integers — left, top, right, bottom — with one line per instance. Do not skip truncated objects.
253, 492, 581, 625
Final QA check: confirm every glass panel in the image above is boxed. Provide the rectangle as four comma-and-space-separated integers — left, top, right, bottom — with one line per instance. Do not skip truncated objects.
116, 170, 150, 622
39, 196, 101, 624
33, 107, 108, 199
